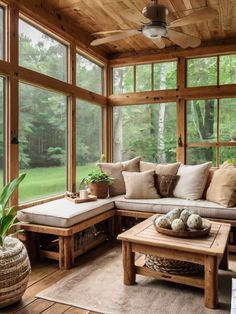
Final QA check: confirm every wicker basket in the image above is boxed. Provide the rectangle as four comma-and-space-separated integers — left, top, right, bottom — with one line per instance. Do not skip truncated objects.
145, 254, 203, 275
0, 237, 31, 308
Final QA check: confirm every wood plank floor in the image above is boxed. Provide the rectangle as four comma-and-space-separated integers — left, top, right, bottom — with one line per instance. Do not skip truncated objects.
2, 242, 236, 314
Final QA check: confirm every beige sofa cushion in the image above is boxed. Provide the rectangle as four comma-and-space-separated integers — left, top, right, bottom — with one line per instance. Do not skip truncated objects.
173, 162, 212, 200
122, 170, 160, 199
140, 161, 157, 172
97, 157, 141, 196
207, 168, 236, 207
155, 162, 181, 175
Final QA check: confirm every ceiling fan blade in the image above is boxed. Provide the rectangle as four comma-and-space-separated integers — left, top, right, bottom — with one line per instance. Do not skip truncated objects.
169, 8, 218, 28
168, 29, 201, 48
91, 30, 140, 46
149, 37, 165, 49
120, 8, 150, 25
93, 30, 127, 35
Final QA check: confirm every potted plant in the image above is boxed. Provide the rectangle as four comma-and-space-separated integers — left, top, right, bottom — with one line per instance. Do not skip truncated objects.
82, 170, 114, 198
0, 173, 31, 309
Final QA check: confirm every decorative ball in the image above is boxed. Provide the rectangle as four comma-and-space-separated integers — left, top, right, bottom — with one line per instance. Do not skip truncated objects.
155, 216, 171, 229
171, 218, 185, 231
180, 209, 193, 224
187, 214, 203, 230
166, 208, 183, 223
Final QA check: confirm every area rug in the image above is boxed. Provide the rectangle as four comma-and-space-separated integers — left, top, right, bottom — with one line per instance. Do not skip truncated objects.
37, 245, 234, 314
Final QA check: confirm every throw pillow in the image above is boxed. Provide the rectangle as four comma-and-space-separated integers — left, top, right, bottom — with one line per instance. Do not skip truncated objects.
97, 157, 141, 196
206, 168, 236, 207
140, 161, 157, 172
122, 170, 160, 199
173, 162, 212, 200
202, 168, 217, 199
156, 175, 180, 197
155, 162, 181, 175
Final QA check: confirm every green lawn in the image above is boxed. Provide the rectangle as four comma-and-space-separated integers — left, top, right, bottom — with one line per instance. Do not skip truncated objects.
19, 164, 97, 203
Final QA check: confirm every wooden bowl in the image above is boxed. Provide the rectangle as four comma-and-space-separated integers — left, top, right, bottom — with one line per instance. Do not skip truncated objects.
154, 218, 211, 238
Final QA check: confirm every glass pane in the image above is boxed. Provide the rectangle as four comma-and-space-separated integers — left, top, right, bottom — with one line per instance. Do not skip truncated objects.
187, 99, 217, 143
76, 100, 102, 188
187, 57, 217, 87
219, 98, 236, 141
220, 55, 236, 85
187, 147, 216, 166
0, 77, 4, 191
113, 103, 176, 163
112, 66, 133, 94
19, 83, 67, 202
220, 146, 236, 165
136, 64, 152, 92
76, 54, 103, 95
0, 7, 4, 60
153, 61, 177, 90
19, 19, 67, 82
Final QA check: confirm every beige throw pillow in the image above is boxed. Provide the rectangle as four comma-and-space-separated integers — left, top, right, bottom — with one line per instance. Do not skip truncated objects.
155, 162, 181, 175
122, 170, 160, 199
173, 162, 212, 200
97, 157, 141, 196
140, 161, 157, 172
206, 168, 236, 207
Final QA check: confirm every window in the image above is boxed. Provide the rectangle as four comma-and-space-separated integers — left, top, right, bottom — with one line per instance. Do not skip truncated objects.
187, 57, 217, 87
187, 147, 216, 166
19, 19, 68, 82
0, 77, 4, 191
76, 53, 103, 95
153, 61, 177, 90
113, 103, 176, 163
220, 54, 236, 85
136, 64, 152, 92
0, 7, 4, 60
112, 66, 134, 94
76, 100, 102, 188
19, 83, 67, 202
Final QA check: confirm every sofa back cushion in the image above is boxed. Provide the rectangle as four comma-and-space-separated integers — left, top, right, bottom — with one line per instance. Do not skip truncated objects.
122, 170, 160, 199
97, 157, 141, 196
173, 162, 212, 200
140, 161, 157, 172
206, 168, 236, 207
155, 162, 181, 176
202, 168, 217, 199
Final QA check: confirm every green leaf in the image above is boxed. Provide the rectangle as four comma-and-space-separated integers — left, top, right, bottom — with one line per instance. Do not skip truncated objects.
0, 214, 16, 238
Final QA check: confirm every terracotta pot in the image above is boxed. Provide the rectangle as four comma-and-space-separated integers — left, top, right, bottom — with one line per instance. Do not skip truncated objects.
89, 182, 109, 198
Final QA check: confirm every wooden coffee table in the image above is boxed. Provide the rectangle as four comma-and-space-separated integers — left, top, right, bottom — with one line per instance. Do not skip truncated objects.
117, 215, 230, 309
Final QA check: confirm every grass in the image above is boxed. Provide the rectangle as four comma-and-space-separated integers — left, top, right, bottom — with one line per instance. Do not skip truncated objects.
19, 164, 97, 203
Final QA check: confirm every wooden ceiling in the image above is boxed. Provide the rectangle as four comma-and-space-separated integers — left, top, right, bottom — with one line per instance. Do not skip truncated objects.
46, 0, 236, 57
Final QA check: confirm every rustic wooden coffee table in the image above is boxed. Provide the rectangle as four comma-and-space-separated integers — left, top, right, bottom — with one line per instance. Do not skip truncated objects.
117, 215, 230, 309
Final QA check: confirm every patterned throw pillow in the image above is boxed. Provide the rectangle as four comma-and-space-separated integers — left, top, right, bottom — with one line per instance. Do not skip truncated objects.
156, 175, 179, 197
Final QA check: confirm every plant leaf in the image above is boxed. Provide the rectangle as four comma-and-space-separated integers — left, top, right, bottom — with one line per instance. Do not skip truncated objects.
0, 214, 16, 238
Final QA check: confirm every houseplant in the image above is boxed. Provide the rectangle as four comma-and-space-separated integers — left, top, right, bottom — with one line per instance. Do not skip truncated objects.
82, 170, 114, 198
0, 173, 31, 308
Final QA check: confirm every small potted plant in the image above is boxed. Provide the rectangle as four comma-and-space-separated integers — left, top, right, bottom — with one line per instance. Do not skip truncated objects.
82, 170, 114, 199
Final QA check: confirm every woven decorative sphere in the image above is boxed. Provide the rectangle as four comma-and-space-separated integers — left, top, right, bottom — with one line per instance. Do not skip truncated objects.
0, 237, 31, 308
155, 216, 171, 229
180, 209, 193, 224
171, 218, 185, 231
166, 208, 182, 223
187, 214, 203, 230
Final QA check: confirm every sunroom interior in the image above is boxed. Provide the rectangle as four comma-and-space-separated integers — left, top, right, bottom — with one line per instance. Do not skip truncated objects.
1, 0, 236, 313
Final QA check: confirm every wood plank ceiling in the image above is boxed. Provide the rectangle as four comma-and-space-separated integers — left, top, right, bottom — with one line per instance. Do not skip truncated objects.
46, 0, 236, 57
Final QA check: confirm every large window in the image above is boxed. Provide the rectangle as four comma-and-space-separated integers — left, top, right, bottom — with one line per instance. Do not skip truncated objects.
136, 64, 152, 92
0, 77, 4, 191
0, 7, 4, 60
153, 61, 176, 90
112, 66, 134, 94
113, 103, 176, 163
19, 19, 68, 82
76, 53, 103, 95
187, 57, 217, 87
76, 100, 102, 188
220, 54, 236, 85
19, 83, 67, 202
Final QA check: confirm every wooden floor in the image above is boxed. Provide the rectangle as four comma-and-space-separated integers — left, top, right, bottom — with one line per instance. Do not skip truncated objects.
2, 242, 236, 314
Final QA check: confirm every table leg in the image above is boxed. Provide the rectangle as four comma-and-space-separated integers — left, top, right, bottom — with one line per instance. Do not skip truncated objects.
122, 241, 135, 285
219, 247, 228, 270
204, 255, 218, 309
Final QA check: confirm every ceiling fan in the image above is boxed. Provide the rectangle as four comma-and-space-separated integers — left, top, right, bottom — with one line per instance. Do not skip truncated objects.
90, 0, 218, 49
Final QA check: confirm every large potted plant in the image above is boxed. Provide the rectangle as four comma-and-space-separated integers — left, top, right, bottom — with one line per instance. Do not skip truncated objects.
0, 173, 31, 309
82, 170, 114, 198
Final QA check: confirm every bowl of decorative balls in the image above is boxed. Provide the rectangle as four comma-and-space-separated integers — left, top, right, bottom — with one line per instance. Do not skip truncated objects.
154, 208, 211, 238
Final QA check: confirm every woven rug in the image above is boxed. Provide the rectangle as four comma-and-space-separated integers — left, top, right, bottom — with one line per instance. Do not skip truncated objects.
37, 245, 234, 314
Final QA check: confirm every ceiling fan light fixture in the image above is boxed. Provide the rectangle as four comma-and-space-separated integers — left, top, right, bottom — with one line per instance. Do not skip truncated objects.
142, 25, 166, 38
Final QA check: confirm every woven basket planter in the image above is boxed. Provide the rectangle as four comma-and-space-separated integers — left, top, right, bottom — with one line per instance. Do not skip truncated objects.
145, 254, 203, 275
0, 237, 31, 308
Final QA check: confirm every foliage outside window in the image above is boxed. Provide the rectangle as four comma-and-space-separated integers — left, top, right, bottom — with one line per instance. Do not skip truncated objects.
112, 66, 134, 94
0, 7, 4, 60
19, 19, 68, 82
19, 83, 67, 202
187, 57, 217, 87
136, 64, 152, 92
113, 103, 176, 163
153, 61, 177, 90
76, 100, 102, 188
220, 55, 236, 85
76, 53, 103, 95
0, 77, 4, 191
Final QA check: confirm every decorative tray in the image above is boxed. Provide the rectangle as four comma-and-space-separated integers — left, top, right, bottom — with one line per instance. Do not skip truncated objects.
65, 193, 97, 204
154, 219, 211, 238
